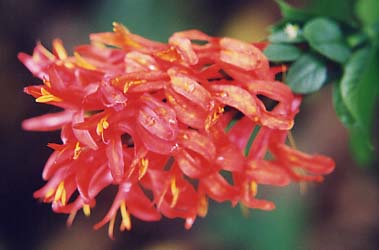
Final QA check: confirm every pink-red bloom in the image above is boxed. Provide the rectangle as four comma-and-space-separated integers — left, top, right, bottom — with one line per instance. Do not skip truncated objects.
20, 23, 334, 238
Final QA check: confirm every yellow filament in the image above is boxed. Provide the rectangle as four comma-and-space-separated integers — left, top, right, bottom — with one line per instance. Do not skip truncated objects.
138, 158, 149, 180
73, 142, 81, 160
45, 188, 55, 199
205, 106, 224, 131
120, 201, 131, 231
43, 77, 51, 88
166, 94, 176, 104
61, 188, 67, 206
113, 22, 130, 34
35, 43, 55, 61
112, 22, 141, 48
83, 204, 91, 217
54, 181, 65, 202
61, 61, 74, 69
198, 195, 208, 217
123, 80, 146, 93
170, 177, 180, 208
96, 116, 109, 136
155, 47, 180, 62
36, 88, 62, 103
53, 39, 68, 60
250, 181, 258, 197
74, 52, 97, 70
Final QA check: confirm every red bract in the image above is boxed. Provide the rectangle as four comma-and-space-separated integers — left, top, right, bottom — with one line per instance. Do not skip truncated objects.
20, 23, 335, 238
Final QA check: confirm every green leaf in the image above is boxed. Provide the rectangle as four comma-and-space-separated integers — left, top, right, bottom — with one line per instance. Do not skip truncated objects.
339, 47, 379, 165
276, 0, 313, 22
333, 82, 375, 166
340, 48, 375, 128
349, 128, 375, 166
264, 44, 302, 62
308, 0, 356, 23
332, 83, 355, 128
303, 17, 351, 63
356, 0, 379, 26
286, 53, 328, 94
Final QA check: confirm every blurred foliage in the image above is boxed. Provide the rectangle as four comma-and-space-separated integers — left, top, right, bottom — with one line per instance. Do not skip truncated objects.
265, 0, 378, 166
203, 186, 306, 250
92, 0, 229, 41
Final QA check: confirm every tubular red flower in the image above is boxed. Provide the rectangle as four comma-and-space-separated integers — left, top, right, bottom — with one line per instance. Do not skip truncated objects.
21, 23, 335, 236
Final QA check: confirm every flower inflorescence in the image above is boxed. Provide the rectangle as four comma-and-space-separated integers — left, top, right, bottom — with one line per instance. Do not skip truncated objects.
20, 23, 334, 238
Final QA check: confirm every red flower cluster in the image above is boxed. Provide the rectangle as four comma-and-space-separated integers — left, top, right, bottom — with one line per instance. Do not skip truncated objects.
20, 23, 334, 237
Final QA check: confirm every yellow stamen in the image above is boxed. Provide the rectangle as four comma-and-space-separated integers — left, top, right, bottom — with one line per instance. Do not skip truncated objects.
112, 22, 141, 48
120, 201, 131, 231
36, 88, 62, 103
108, 215, 116, 240
155, 47, 180, 62
73, 142, 81, 160
83, 204, 91, 217
198, 195, 208, 217
43, 77, 51, 88
205, 106, 224, 131
166, 93, 176, 104
35, 43, 55, 61
123, 80, 146, 93
61, 188, 67, 206
250, 181, 258, 197
138, 158, 149, 180
170, 176, 180, 208
45, 188, 55, 199
74, 52, 97, 70
113, 22, 131, 34
53, 39, 68, 60
96, 116, 109, 137
54, 181, 65, 202
62, 61, 75, 69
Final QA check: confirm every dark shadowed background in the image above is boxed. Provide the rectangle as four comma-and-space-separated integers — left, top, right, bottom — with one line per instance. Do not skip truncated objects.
0, 0, 377, 249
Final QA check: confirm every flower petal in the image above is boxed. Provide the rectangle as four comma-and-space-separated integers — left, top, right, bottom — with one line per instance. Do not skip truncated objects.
22, 111, 73, 131
138, 94, 178, 141
211, 84, 260, 119
106, 135, 125, 183
201, 173, 238, 203
169, 35, 198, 65
72, 111, 98, 150
168, 67, 211, 110
247, 161, 290, 186
219, 37, 269, 73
